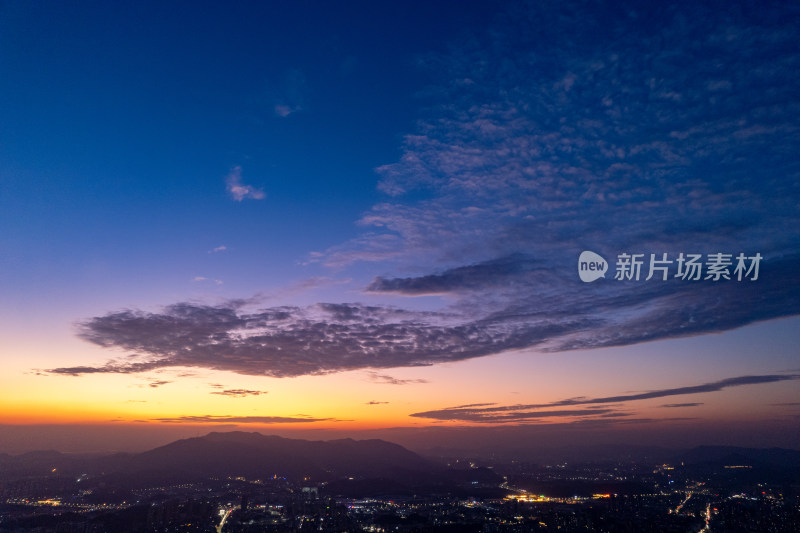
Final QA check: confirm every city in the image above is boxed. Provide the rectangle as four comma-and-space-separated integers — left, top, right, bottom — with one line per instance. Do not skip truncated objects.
1, 433, 798, 532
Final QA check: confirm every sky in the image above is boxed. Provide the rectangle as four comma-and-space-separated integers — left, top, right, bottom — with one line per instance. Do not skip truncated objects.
1, 0, 799, 455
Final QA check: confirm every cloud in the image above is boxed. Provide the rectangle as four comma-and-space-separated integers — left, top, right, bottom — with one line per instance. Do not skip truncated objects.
148, 380, 171, 388
152, 415, 334, 424
272, 68, 306, 117
274, 104, 298, 118
450, 403, 497, 409
226, 166, 265, 201
366, 253, 543, 295
263, 276, 352, 301
366, 372, 429, 385
44, 3, 800, 380
51, 257, 800, 378
410, 374, 799, 423
317, 2, 799, 368
660, 403, 703, 408
406, 405, 598, 423
209, 245, 227, 254
60, 302, 489, 377
324, 3, 800, 318
48, 361, 163, 376
366, 401, 389, 405
210, 389, 267, 397
193, 276, 223, 285
418, 407, 620, 424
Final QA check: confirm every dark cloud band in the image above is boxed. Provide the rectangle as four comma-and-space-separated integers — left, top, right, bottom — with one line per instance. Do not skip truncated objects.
46, 253, 800, 378
410, 374, 798, 423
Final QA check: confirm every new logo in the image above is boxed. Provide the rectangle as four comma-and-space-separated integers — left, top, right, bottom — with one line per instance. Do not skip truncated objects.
578, 251, 608, 282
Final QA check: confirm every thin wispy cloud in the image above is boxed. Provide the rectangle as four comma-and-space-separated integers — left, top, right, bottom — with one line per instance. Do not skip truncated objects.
262, 276, 352, 301
272, 68, 306, 118
193, 276, 223, 285
226, 166, 265, 201
410, 374, 799, 423
209, 245, 227, 254
274, 104, 299, 118
366, 254, 542, 295
366, 372, 429, 385
152, 415, 334, 424
210, 389, 267, 397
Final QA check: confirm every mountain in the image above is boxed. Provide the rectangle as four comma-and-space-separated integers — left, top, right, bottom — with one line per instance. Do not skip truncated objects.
0, 432, 503, 495
106, 431, 440, 486
675, 445, 800, 469
0, 449, 118, 478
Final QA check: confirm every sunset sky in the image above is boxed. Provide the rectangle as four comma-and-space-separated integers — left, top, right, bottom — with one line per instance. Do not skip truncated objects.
1, 1, 798, 454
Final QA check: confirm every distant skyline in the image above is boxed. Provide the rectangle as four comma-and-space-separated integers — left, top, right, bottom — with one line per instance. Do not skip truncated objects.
1, 1, 798, 454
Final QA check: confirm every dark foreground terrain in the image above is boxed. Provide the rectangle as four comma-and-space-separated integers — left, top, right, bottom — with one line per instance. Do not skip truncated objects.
1, 432, 799, 532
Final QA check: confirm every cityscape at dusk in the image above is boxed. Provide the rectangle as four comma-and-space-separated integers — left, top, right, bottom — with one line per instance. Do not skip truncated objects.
1, 0, 799, 462
3, 1, 800, 530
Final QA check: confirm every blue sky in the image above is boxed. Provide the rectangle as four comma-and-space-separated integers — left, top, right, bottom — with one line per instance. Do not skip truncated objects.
1, 1, 798, 451
1, 1, 510, 307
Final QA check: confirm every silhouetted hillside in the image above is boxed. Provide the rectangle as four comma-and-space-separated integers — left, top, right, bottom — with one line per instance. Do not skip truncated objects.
106, 431, 439, 486
676, 445, 800, 469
